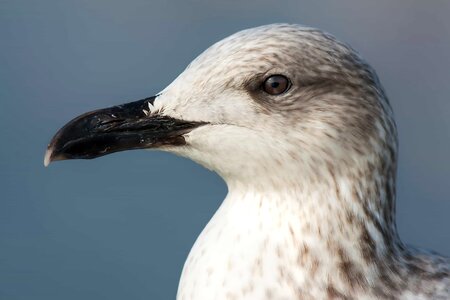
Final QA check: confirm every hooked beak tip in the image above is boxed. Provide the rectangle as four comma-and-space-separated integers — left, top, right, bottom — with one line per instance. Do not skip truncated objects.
44, 148, 53, 167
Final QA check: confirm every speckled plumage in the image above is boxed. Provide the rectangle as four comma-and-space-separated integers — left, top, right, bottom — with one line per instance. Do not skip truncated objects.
147, 24, 449, 299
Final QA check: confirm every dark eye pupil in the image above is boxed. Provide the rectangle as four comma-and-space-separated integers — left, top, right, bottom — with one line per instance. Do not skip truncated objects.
263, 75, 290, 95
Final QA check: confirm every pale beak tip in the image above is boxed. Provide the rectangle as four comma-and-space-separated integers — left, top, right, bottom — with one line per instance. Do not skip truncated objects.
44, 148, 53, 167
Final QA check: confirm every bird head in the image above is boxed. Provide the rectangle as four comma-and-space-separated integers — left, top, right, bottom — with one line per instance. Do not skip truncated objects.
45, 24, 397, 189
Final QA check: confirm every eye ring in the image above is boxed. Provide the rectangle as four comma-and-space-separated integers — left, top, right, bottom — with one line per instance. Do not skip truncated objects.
262, 75, 291, 95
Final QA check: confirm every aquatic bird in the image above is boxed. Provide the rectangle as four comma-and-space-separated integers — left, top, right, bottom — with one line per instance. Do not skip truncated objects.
45, 24, 449, 299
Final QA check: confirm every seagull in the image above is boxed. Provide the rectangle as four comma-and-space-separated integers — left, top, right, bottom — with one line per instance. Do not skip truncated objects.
44, 24, 449, 299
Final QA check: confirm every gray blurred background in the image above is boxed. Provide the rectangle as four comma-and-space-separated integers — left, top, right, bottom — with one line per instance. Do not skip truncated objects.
1, 0, 449, 299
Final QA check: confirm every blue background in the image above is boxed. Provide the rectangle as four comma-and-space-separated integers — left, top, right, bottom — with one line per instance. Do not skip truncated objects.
1, 1, 449, 299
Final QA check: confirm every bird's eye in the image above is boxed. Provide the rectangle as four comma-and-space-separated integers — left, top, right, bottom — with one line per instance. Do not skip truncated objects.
262, 75, 290, 95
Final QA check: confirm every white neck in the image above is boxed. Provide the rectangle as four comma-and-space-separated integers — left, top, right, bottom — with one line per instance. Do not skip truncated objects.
177, 177, 403, 299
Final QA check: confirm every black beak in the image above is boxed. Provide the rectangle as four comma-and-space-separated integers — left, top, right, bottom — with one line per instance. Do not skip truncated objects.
44, 96, 206, 166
